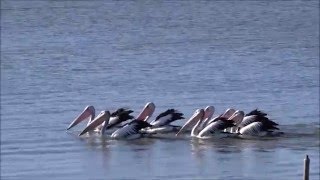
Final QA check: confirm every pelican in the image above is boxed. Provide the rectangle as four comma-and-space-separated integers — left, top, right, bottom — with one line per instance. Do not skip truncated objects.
136, 102, 156, 121
67, 105, 96, 130
175, 109, 205, 137
238, 109, 277, 128
235, 109, 282, 137
150, 109, 184, 127
223, 110, 245, 133
67, 106, 134, 131
79, 110, 111, 136
104, 108, 135, 130
236, 121, 280, 138
67, 102, 155, 131
204, 108, 236, 126
141, 109, 185, 134
176, 109, 243, 139
198, 111, 244, 138
110, 120, 152, 139
79, 111, 152, 139
199, 106, 215, 130
78, 102, 155, 137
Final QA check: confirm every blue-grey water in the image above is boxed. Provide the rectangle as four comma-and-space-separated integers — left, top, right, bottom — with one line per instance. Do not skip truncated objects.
1, 0, 319, 179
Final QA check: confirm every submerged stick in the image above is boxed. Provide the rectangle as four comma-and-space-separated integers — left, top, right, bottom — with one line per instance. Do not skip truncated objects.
303, 155, 310, 180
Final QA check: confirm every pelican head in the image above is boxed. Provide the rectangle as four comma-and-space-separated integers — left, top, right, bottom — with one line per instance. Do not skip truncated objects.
136, 102, 156, 121
203, 106, 215, 120
221, 108, 236, 119
200, 106, 215, 129
228, 110, 245, 125
67, 106, 95, 130
176, 109, 205, 136
79, 110, 111, 136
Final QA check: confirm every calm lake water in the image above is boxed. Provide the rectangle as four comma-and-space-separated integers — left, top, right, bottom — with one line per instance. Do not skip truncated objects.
1, 0, 319, 179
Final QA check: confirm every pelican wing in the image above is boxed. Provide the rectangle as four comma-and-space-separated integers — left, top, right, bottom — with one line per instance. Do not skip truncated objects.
198, 119, 234, 137
107, 109, 134, 129
245, 109, 267, 117
111, 120, 151, 138
150, 109, 184, 127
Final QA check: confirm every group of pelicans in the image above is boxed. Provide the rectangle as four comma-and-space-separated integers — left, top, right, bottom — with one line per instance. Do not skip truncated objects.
67, 102, 283, 140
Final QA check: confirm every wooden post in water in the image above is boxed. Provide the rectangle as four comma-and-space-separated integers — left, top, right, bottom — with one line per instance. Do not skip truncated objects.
303, 155, 310, 180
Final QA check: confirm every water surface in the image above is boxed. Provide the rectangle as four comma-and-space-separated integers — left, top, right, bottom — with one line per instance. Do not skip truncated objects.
1, 0, 319, 179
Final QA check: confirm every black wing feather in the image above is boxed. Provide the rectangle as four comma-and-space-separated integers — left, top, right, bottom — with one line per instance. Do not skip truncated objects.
245, 109, 268, 117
